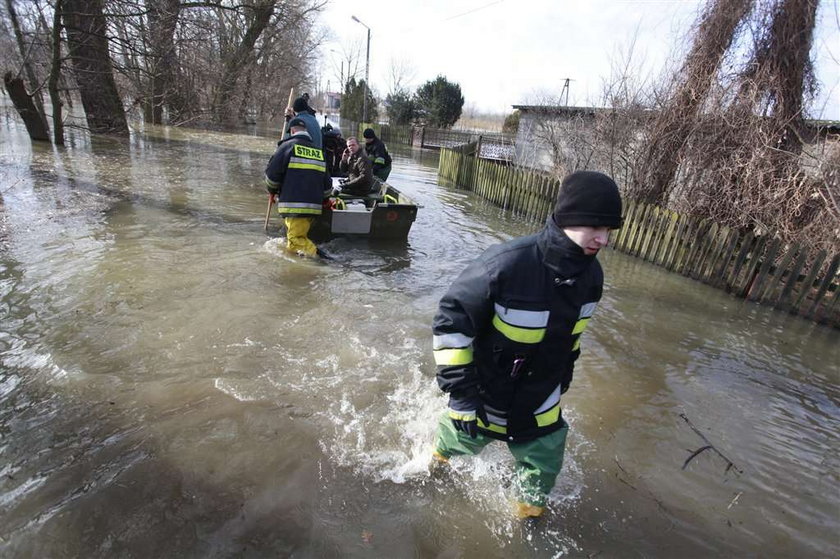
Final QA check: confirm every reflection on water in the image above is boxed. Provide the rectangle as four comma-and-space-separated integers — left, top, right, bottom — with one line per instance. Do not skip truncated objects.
1, 113, 838, 557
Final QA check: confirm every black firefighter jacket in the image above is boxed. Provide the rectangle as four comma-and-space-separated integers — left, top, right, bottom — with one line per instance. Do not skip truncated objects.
433, 218, 603, 442
264, 132, 332, 217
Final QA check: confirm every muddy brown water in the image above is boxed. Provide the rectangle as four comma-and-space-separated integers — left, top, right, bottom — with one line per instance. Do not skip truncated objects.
1, 113, 838, 557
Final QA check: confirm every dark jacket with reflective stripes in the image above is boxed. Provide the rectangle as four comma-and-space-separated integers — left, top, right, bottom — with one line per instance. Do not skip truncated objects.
433, 218, 603, 442
264, 132, 332, 217
364, 138, 392, 171
339, 151, 375, 196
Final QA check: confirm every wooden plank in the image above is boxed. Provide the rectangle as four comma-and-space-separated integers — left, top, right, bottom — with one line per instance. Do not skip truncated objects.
775, 246, 808, 310
655, 211, 678, 266
689, 220, 716, 280
651, 208, 670, 263
724, 231, 754, 292
640, 207, 661, 261
791, 250, 826, 314
735, 235, 768, 297
664, 214, 688, 271
759, 243, 797, 304
675, 217, 700, 275
710, 228, 740, 288
806, 253, 840, 319
821, 276, 840, 327
697, 222, 723, 283
630, 203, 651, 256
747, 237, 781, 301
701, 224, 728, 283
613, 199, 635, 251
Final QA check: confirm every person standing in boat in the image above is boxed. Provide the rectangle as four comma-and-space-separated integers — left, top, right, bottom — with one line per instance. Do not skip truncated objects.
362, 128, 392, 181
264, 117, 332, 257
429, 171, 623, 520
283, 94, 323, 149
338, 137, 376, 196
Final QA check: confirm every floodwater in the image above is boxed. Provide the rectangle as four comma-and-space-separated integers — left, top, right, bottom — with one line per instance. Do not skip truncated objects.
1, 111, 838, 558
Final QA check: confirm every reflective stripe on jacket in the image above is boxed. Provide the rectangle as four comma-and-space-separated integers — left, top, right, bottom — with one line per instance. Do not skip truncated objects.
433, 219, 603, 442
364, 138, 392, 170
264, 133, 332, 216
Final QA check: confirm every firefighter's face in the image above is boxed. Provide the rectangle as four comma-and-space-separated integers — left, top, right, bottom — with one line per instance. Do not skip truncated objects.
563, 226, 611, 255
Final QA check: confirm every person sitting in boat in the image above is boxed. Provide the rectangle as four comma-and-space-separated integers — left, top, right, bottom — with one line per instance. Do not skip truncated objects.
362, 128, 392, 181
338, 136, 376, 197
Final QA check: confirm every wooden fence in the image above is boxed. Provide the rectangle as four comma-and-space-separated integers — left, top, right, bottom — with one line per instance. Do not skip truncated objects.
439, 145, 840, 328
337, 119, 514, 159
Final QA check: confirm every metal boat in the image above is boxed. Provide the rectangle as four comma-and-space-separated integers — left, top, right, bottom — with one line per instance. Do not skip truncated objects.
307, 177, 418, 241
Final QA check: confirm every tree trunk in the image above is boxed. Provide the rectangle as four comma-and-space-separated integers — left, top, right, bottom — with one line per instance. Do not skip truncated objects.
62, 0, 128, 134
213, 0, 277, 124
146, 0, 182, 125
48, 0, 65, 145
4, 72, 50, 141
5, 0, 50, 135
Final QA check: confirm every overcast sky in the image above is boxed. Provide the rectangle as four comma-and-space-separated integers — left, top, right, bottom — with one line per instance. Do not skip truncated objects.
319, 0, 840, 120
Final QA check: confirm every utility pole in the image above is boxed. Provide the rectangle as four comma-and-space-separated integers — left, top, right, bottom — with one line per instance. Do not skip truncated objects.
560, 78, 573, 106
352, 15, 371, 123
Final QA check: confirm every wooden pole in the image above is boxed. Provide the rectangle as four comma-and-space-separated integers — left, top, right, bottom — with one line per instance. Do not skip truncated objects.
264, 194, 274, 231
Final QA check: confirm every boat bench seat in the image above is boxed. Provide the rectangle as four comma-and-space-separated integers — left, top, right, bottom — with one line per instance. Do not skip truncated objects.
336, 179, 389, 207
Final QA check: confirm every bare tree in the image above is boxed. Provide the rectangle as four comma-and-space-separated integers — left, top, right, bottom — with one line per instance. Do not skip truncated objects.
63, 0, 128, 133
631, 0, 752, 203
4, 0, 49, 136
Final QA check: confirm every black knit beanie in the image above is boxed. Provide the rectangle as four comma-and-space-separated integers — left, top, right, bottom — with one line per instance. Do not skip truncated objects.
553, 171, 623, 229
292, 96, 310, 113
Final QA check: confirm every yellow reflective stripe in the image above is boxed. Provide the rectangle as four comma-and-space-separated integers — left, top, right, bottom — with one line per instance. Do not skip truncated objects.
264, 175, 280, 187
478, 417, 507, 434
572, 318, 590, 335
434, 348, 473, 366
572, 338, 581, 351
492, 315, 545, 343
293, 144, 324, 161
278, 207, 321, 215
448, 410, 476, 421
373, 157, 386, 164
535, 403, 561, 427
289, 162, 326, 172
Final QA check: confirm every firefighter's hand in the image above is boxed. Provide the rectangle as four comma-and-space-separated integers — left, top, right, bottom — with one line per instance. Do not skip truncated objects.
448, 389, 488, 439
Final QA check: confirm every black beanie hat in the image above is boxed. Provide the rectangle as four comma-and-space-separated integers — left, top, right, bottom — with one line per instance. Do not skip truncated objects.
292, 96, 311, 113
553, 171, 623, 229
363, 128, 376, 139
288, 117, 307, 129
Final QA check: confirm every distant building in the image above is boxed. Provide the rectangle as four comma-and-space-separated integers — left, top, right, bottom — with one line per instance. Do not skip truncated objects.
511, 104, 599, 170
324, 92, 341, 113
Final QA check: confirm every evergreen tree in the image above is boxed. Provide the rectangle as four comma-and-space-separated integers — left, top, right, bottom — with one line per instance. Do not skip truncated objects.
414, 75, 464, 128
340, 77, 378, 122
503, 109, 521, 133
385, 89, 415, 125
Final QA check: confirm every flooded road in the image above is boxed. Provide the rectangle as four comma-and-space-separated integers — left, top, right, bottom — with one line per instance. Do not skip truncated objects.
1, 113, 838, 557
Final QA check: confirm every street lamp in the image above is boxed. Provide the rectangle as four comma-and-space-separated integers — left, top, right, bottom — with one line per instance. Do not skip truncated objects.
351, 15, 370, 123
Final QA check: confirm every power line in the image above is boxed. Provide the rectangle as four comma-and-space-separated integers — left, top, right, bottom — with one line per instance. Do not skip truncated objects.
441, 0, 505, 23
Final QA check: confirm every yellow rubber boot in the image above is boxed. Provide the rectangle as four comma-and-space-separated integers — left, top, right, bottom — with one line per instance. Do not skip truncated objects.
516, 502, 545, 519
429, 451, 450, 477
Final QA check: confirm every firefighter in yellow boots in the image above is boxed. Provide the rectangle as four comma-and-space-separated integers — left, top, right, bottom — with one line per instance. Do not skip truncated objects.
264, 117, 332, 256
